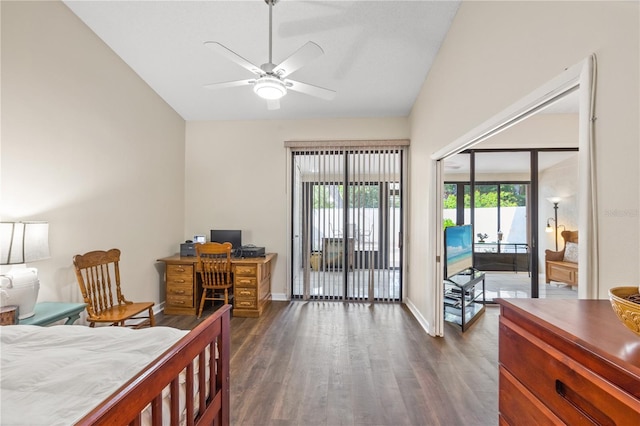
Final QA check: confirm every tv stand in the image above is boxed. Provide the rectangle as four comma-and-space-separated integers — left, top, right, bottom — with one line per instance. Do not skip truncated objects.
444, 268, 486, 331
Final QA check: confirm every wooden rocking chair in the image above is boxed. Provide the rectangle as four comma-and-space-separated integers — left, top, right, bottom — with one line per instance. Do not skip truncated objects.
73, 248, 155, 328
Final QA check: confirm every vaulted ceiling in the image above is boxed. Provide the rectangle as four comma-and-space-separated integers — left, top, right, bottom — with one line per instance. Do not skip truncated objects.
64, 0, 461, 121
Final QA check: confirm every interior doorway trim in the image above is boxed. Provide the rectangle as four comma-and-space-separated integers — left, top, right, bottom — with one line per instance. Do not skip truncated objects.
431, 55, 597, 335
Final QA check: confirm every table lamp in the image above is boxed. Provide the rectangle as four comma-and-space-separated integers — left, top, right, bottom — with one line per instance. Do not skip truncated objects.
0, 222, 50, 319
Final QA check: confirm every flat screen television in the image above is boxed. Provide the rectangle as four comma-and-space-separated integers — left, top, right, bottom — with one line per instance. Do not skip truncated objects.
444, 224, 473, 278
210, 230, 242, 249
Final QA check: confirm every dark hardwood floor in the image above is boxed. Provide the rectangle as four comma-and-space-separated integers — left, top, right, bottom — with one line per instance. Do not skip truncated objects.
157, 301, 499, 425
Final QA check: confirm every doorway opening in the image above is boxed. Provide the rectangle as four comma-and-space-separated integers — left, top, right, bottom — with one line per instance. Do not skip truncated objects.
443, 148, 579, 302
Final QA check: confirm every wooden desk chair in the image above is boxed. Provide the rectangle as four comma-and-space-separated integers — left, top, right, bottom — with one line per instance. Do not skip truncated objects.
196, 242, 233, 318
73, 248, 155, 328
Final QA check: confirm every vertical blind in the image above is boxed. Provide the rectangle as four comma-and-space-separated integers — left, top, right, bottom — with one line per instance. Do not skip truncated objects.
289, 143, 407, 302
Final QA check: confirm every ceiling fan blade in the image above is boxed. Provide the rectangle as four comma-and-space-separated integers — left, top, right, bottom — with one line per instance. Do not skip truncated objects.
273, 41, 324, 78
286, 79, 336, 101
203, 79, 255, 90
267, 99, 280, 110
204, 41, 262, 76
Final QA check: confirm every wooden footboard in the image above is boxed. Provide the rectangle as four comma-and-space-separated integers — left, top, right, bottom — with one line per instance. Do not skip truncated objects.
76, 304, 231, 426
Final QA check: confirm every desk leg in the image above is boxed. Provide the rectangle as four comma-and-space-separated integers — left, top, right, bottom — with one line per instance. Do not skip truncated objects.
65, 314, 81, 325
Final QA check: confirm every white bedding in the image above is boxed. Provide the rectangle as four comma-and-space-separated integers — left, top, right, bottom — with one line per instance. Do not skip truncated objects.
0, 324, 189, 425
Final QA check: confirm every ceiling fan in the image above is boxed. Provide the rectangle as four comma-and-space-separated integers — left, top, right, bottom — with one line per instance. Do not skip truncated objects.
203, 0, 336, 110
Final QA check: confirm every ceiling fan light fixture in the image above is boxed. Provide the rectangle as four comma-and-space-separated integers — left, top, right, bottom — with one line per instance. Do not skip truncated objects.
253, 76, 287, 100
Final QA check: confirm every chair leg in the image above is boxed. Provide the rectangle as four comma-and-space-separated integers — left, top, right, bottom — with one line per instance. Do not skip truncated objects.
198, 289, 208, 318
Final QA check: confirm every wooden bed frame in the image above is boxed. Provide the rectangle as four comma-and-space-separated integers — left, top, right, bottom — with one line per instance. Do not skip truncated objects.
76, 304, 231, 426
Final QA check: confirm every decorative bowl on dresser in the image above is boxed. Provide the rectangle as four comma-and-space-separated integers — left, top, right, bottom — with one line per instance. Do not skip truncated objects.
496, 298, 640, 425
608, 286, 640, 336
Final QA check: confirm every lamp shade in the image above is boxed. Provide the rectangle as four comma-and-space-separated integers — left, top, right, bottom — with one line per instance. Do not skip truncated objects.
546, 196, 562, 204
0, 222, 50, 265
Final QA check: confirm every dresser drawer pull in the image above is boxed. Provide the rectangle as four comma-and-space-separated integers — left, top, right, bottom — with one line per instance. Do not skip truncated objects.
238, 290, 252, 296
171, 289, 185, 294
172, 300, 185, 305
172, 279, 185, 283
238, 301, 252, 307
555, 379, 613, 425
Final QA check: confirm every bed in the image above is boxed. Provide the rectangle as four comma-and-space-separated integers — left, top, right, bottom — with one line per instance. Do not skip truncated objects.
0, 304, 231, 426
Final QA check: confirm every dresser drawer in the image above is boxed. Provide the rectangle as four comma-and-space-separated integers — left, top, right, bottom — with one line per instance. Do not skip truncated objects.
166, 294, 194, 308
235, 276, 257, 287
235, 265, 257, 276
499, 366, 562, 425
235, 288, 256, 299
500, 320, 640, 424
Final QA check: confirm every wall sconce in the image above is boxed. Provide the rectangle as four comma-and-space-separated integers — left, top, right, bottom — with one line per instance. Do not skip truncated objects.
0, 222, 50, 319
545, 218, 555, 233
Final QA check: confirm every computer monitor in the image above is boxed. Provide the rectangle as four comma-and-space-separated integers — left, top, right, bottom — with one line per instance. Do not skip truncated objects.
210, 229, 242, 249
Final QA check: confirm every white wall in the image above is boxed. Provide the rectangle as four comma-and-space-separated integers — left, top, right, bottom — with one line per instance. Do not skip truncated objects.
408, 1, 639, 334
479, 113, 579, 149
1, 1, 186, 309
184, 118, 409, 298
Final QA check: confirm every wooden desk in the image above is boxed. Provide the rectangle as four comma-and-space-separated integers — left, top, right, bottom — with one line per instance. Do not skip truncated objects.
496, 299, 640, 423
157, 253, 276, 317
19, 302, 86, 326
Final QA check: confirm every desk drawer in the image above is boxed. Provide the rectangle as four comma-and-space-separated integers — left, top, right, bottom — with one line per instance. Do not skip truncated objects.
235, 298, 257, 309
166, 294, 194, 308
167, 264, 193, 276
235, 288, 256, 299
235, 276, 257, 287
167, 285, 193, 297
500, 320, 640, 423
235, 265, 257, 276
167, 276, 192, 288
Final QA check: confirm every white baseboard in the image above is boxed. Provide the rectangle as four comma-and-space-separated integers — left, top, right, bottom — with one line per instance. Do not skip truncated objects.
404, 298, 435, 336
271, 293, 289, 301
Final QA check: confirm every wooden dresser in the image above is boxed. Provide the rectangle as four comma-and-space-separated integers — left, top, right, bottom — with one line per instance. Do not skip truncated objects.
158, 253, 276, 317
497, 299, 640, 425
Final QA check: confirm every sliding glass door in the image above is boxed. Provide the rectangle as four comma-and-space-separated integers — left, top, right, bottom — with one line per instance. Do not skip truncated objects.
290, 146, 405, 302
